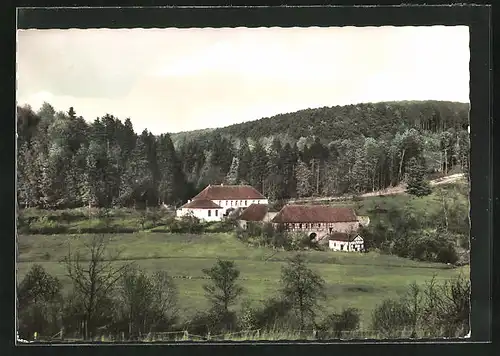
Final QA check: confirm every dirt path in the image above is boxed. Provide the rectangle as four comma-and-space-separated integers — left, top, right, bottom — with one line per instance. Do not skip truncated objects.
289, 173, 465, 202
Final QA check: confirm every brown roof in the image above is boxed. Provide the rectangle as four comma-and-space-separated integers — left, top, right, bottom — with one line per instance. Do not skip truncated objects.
181, 199, 222, 209
192, 185, 266, 200
272, 205, 358, 223
238, 204, 269, 221
328, 232, 360, 242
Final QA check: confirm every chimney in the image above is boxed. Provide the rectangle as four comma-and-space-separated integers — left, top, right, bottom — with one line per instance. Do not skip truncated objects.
221, 183, 224, 186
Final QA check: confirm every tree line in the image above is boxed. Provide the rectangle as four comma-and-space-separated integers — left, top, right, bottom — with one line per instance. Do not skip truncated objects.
17, 101, 469, 210
18, 235, 469, 342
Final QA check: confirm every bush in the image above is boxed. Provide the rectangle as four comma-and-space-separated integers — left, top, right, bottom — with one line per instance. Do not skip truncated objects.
169, 215, 204, 234
240, 297, 295, 331
420, 274, 470, 337
27, 216, 68, 234
389, 230, 459, 264
371, 299, 413, 338
371, 274, 470, 338
183, 308, 239, 337
318, 307, 361, 339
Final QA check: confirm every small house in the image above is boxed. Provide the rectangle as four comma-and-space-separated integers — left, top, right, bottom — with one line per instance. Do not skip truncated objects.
328, 232, 364, 252
176, 199, 224, 222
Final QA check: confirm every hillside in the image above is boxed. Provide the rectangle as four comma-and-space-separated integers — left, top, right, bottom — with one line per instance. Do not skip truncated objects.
17, 100, 470, 211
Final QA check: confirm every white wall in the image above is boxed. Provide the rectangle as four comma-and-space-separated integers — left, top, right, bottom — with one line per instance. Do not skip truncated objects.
328, 238, 364, 252
176, 208, 224, 222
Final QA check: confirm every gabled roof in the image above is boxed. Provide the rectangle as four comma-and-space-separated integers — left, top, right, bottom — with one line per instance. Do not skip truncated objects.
272, 205, 358, 223
180, 199, 222, 209
192, 184, 266, 200
238, 204, 269, 221
329, 232, 362, 242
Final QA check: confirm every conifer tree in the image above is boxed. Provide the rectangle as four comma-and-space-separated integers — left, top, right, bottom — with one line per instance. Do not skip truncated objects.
295, 159, 313, 198
406, 157, 432, 197
224, 157, 239, 185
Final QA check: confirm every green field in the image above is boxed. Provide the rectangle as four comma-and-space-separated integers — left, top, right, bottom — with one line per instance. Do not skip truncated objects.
17, 231, 468, 328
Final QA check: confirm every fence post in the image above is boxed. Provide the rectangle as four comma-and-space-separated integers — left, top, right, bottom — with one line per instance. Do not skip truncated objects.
183, 330, 189, 340
207, 331, 210, 340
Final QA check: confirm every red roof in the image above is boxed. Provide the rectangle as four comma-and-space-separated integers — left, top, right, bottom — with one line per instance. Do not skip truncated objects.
272, 205, 358, 223
329, 232, 360, 242
192, 185, 266, 200
181, 199, 222, 209
238, 204, 269, 221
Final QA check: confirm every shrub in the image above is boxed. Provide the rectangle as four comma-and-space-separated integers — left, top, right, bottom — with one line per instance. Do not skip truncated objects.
183, 308, 239, 337
318, 307, 361, 339
372, 275, 470, 338
240, 297, 295, 331
169, 215, 204, 234
371, 299, 413, 338
420, 274, 470, 337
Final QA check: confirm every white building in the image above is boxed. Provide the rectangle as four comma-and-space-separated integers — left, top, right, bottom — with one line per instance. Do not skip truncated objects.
176, 199, 224, 222
176, 184, 268, 222
328, 232, 364, 252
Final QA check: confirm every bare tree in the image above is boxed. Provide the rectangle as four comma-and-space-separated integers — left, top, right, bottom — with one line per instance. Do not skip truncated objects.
63, 234, 131, 339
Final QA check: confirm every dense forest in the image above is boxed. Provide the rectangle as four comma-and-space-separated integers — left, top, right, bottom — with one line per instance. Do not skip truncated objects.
16, 100, 470, 210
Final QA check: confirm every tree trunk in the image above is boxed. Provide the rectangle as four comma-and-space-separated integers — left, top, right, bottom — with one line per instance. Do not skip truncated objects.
441, 193, 449, 231
316, 160, 320, 195
398, 148, 406, 183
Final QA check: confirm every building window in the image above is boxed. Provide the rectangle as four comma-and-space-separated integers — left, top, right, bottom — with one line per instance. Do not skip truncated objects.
208, 210, 211, 217
215, 210, 218, 217
244, 200, 247, 206
236, 201, 238, 206
231, 201, 233, 206
299, 223, 303, 228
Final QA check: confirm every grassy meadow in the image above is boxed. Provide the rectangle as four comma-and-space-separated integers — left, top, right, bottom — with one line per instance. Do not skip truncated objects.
17, 231, 468, 328
17, 182, 470, 331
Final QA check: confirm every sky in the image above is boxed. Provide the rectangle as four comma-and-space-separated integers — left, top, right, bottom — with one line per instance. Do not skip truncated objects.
16, 26, 470, 134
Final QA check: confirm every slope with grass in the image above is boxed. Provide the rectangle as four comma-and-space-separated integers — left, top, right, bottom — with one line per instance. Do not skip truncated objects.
17, 231, 468, 328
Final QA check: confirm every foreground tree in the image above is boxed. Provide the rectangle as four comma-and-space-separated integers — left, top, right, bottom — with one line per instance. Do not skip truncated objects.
116, 266, 178, 338
279, 254, 326, 329
17, 264, 63, 340
202, 259, 243, 315
63, 234, 132, 339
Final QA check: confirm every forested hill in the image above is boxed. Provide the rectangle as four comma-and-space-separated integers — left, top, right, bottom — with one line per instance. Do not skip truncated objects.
171, 100, 469, 145
16, 100, 470, 211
